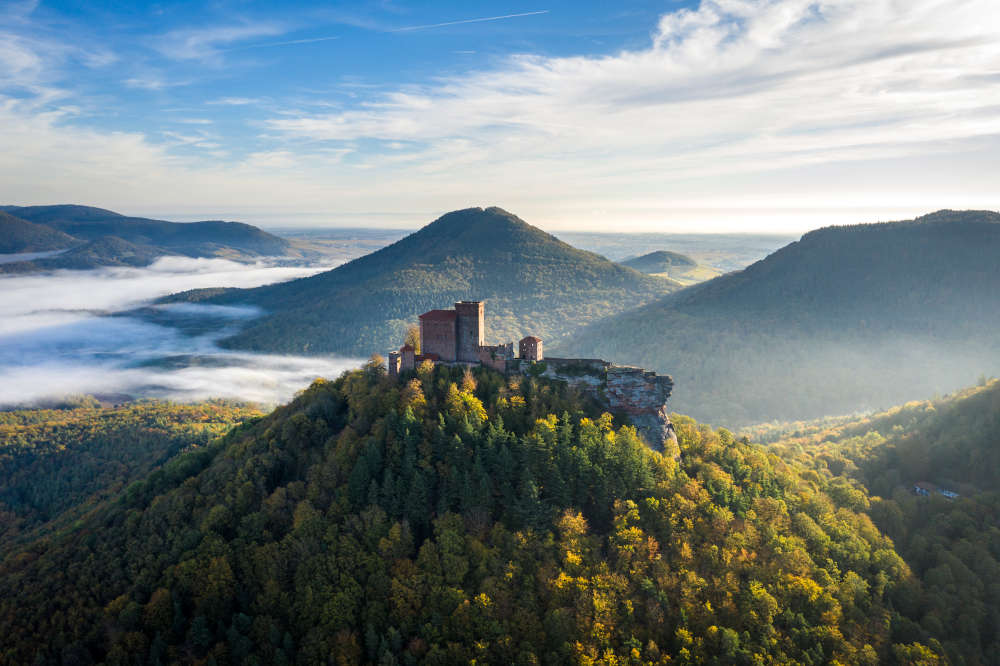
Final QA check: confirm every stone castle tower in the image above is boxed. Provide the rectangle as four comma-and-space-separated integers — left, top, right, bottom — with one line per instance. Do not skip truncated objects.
454, 300, 484, 363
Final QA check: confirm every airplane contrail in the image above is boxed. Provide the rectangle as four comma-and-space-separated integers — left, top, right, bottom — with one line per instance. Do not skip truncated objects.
393, 10, 550, 32
226, 35, 341, 51
226, 10, 549, 51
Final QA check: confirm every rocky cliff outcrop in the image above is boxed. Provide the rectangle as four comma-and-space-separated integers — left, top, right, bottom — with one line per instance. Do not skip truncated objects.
521, 358, 678, 458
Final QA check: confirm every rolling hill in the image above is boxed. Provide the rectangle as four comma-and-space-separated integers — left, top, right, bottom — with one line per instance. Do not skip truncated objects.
0, 364, 944, 663
620, 249, 696, 274
553, 210, 1000, 426
0, 210, 76, 253
167, 206, 677, 356
619, 249, 720, 285
0, 205, 291, 270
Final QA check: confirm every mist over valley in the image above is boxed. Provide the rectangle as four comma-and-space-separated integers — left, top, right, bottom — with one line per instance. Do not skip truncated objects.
0, 255, 361, 407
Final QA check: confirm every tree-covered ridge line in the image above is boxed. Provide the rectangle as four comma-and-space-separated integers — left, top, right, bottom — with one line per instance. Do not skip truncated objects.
0, 204, 292, 272
557, 209, 1000, 426
0, 400, 262, 550
762, 378, 1000, 664
0, 363, 944, 664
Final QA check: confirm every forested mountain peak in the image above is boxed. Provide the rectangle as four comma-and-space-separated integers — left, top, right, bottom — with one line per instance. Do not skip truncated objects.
172, 206, 676, 356
329, 205, 599, 271
0, 364, 946, 664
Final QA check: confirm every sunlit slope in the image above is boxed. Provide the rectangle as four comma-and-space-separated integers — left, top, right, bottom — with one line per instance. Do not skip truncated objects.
556, 210, 1000, 425
761, 379, 1000, 663
0, 365, 944, 663
172, 206, 677, 355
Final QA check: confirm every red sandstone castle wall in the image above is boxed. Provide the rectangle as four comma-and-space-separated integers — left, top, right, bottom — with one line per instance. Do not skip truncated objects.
420, 318, 456, 361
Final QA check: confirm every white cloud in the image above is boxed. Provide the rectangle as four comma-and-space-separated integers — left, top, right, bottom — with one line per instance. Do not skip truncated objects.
2, 1, 1000, 231
207, 96, 261, 105
259, 0, 1000, 223
156, 22, 286, 62
123, 75, 193, 91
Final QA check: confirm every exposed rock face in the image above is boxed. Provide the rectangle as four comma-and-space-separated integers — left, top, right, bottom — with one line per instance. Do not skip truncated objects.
521, 358, 678, 459
605, 367, 678, 458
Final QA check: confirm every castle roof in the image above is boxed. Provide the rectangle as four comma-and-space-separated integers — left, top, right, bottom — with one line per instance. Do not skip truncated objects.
400, 344, 415, 352
521, 335, 542, 342
419, 309, 457, 321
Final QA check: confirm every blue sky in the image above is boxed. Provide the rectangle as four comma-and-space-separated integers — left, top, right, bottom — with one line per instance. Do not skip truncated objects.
23, 1, 678, 163
1, 0, 999, 231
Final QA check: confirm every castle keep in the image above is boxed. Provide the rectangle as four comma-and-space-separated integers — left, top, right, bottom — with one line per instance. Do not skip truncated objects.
387, 300, 677, 456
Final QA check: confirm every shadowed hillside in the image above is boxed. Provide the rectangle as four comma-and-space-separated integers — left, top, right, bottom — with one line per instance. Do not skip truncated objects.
166, 206, 677, 356
555, 210, 1000, 425
0, 211, 76, 254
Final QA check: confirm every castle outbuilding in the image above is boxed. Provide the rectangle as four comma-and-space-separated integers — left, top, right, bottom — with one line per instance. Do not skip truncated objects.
519, 335, 542, 361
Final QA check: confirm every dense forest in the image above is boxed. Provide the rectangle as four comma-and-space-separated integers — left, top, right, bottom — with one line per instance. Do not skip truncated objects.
756, 379, 1000, 664
0, 401, 261, 549
0, 363, 946, 664
556, 210, 1000, 426
165, 207, 677, 357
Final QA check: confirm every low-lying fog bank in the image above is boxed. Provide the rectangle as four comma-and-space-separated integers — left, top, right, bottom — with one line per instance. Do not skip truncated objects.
0, 256, 362, 408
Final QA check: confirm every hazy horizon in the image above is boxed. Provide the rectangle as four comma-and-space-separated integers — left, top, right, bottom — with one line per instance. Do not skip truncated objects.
3, 202, 978, 235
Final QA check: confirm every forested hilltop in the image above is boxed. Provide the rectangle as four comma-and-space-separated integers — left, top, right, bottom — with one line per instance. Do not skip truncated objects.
555, 210, 1000, 426
756, 378, 1000, 664
165, 207, 676, 356
618, 250, 719, 285
0, 363, 944, 664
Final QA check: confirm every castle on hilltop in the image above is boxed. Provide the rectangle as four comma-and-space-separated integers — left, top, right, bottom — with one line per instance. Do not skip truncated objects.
388, 300, 541, 377
386, 300, 678, 456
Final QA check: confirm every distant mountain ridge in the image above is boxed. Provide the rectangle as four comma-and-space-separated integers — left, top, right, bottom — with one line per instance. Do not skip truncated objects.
166, 206, 677, 356
556, 209, 1000, 425
0, 205, 291, 272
